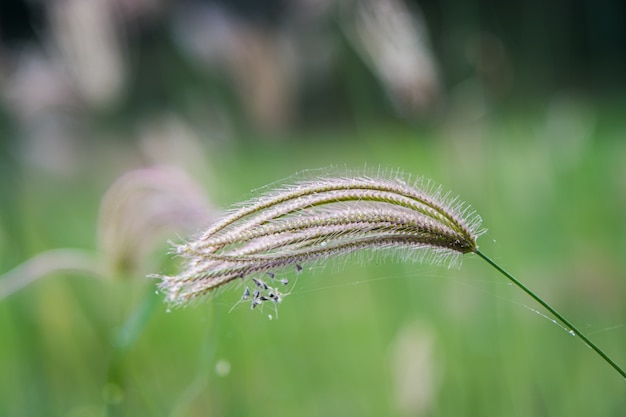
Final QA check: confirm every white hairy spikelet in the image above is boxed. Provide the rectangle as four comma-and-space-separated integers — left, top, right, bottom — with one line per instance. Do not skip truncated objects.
154, 169, 484, 308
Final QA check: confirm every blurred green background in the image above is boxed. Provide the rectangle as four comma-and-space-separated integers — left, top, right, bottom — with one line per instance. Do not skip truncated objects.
1, 0, 625, 416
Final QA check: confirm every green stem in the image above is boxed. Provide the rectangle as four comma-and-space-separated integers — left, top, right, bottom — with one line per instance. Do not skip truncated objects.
475, 249, 626, 380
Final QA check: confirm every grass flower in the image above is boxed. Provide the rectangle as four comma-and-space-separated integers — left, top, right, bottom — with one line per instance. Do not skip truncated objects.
0, 165, 215, 299
157, 172, 482, 305
99, 165, 214, 277
155, 170, 625, 380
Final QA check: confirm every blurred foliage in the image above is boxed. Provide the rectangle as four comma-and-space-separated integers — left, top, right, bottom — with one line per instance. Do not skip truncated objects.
1, 116, 625, 416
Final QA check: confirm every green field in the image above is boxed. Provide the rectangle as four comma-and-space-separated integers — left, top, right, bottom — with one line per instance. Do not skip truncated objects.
1, 104, 625, 416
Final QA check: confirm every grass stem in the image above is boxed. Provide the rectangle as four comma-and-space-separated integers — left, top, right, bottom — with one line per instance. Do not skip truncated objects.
475, 249, 626, 380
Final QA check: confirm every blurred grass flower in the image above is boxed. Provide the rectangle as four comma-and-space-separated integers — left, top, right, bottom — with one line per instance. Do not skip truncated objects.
0, 165, 214, 298
389, 320, 441, 416
98, 165, 214, 278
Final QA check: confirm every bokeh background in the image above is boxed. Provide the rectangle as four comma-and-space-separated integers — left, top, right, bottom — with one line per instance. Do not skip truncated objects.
1, 0, 625, 416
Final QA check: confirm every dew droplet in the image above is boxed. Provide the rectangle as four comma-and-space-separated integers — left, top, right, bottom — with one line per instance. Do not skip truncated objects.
165, 308, 171, 314
215, 359, 231, 377
569, 330, 576, 337
268, 314, 273, 320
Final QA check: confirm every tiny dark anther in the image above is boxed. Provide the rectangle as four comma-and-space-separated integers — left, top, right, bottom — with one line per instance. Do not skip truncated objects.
242, 286, 250, 300
252, 278, 268, 290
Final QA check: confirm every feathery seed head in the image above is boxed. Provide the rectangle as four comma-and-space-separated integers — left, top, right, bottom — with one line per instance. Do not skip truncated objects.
99, 165, 215, 278
155, 171, 483, 308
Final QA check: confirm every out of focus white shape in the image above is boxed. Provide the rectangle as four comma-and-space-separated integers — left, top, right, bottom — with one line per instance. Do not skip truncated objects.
50, 0, 125, 107
348, 0, 440, 117
389, 320, 442, 416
